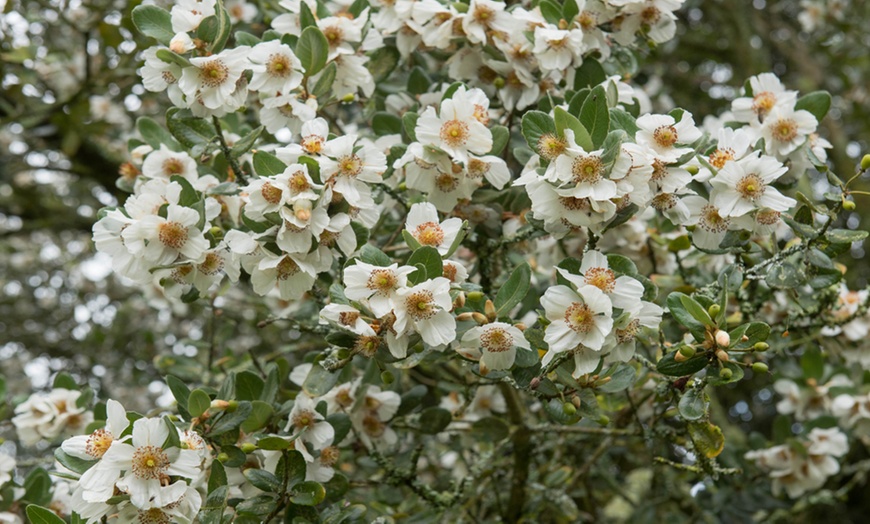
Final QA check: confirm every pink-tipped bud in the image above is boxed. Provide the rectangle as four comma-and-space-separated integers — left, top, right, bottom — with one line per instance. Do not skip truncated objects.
715, 330, 731, 348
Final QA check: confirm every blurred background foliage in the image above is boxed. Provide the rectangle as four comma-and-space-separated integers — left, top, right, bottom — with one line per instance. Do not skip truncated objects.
1, 0, 870, 521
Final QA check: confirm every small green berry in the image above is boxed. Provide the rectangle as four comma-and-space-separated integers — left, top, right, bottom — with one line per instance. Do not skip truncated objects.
752, 362, 769, 374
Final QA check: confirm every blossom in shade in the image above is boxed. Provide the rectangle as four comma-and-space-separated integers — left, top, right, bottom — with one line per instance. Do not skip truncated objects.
404, 202, 463, 255
460, 322, 532, 372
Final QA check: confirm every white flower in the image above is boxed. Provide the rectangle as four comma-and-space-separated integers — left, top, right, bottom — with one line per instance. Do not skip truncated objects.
178, 47, 250, 111
541, 283, 613, 353
248, 40, 305, 95
318, 11, 367, 59
332, 53, 376, 98
394, 277, 456, 350
344, 261, 417, 317
556, 251, 645, 310
533, 26, 584, 72
99, 418, 202, 509
170, 0, 216, 33
461, 0, 508, 44
121, 204, 209, 266
0, 453, 14, 486
62, 399, 129, 462
114, 484, 202, 524
12, 389, 92, 446
320, 304, 376, 336
635, 112, 701, 162
249, 251, 319, 300
460, 322, 531, 372
606, 301, 663, 362
141, 145, 198, 182
709, 152, 795, 217
682, 196, 731, 250
526, 178, 617, 234
349, 385, 401, 449
466, 154, 511, 189
320, 135, 386, 207
754, 105, 818, 158
404, 202, 463, 255
260, 93, 318, 135
731, 72, 797, 123
551, 133, 617, 200
415, 86, 493, 163
286, 395, 335, 449
140, 48, 184, 106
226, 0, 258, 23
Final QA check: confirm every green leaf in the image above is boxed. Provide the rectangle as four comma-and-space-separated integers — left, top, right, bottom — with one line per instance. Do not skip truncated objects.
765, 261, 806, 289
55, 448, 97, 476
407, 66, 431, 95
539, 0, 561, 23
494, 262, 531, 317
396, 385, 427, 416
253, 150, 288, 177
418, 407, 452, 434
795, 91, 832, 122
208, 460, 227, 493
489, 125, 510, 156
372, 112, 402, 136
241, 400, 274, 433
554, 107, 593, 151
137, 116, 181, 150
208, 401, 252, 436
53, 372, 77, 390
234, 31, 261, 46
231, 126, 263, 158
235, 370, 265, 401
359, 244, 392, 266
407, 246, 443, 285
23, 468, 53, 506
244, 468, 282, 493
667, 292, 707, 341
281, 449, 309, 487
188, 389, 211, 419
366, 45, 400, 82
166, 109, 216, 148
303, 364, 340, 397
521, 111, 556, 156
801, 347, 825, 381
326, 413, 352, 442
678, 388, 707, 420
573, 58, 606, 90
656, 351, 707, 377
165, 375, 191, 412
311, 61, 337, 98
597, 364, 636, 393
471, 417, 510, 442
291, 481, 326, 506
679, 294, 715, 327
826, 228, 869, 244
258, 436, 292, 450
544, 397, 581, 425
297, 26, 329, 76
199, 485, 229, 524
131, 5, 174, 45
236, 494, 278, 517
579, 85, 610, 148
25, 505, 66, 524
162, 416, 181, 449
170, 175, 200, 207
609, 107, 639, 136
299, 0, 317, 29
688, 421, 725, 458
403, 111, 419, 142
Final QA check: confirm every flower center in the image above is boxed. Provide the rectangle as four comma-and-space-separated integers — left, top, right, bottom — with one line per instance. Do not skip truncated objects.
473, 104, 489, 125
578, 11, 596, 30
708, 148, 735, 169
338, 155, 363, 177
323, 25, 344, 47
335, 388, 354, 408
651, 193, 677, 211
301, 136, 324, 155
138, 508, 170, 524
354, 335, 380, 357
473, 4, 493, 22
289, 170, 310, 193
435, 172, 460, 192
584, 267, 616, 293
85, 429, 114, 459
171, 264, 193, 283
559, 196, 591, 212
162, 158, 185, 176
480, 327, 513, 353
158, 221, 188, 249
467, 158, 490, 178
261, 181, 284, 204
736, 173, 766, 200
320, 446, 340, 467
771, 118, 798, 142
198, 252, 224, 275
651, 158, 668, 182
440, 120, 470, 148
442, 263, 458, 282
653, 125, 679, 148
366, 269, 398, 295
362, 414, 385, 437
338, 310, 360, 326
199, 59, 229, 88
616, 319, 640, 344
131, 445, 170, 480
405, 290, 436, 320
292, 408, 317, 430
641, 6, 661, 23
537, 133, 566, 160
572, 155, 604, 184
699, 204, 729, 232
756, 208, 781, 226
181, 430, 205, 450
564, 303, 595, 333
266, 53, 292, 78
415, 221, 445, 246
276, 257, 300, 280
752, 91, 776, 116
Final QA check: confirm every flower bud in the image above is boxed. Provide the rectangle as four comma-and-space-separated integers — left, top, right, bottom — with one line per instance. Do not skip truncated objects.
493, 77, 505, 89
380, 370, 395, 384
530, 377, 540, 390
467, 291, 485, 302
226, 400, 239, 412
562, 402, 576, 416
240, 443, 257, 454
484, 299, 497, 321
211, 400, 229, 410
707, 304, 721, 318
686, 165, 700, 175
472, 312, 489, 325
753, 342, 769, 352
679, 345, 696, 359
674, 351, 688, 362
336, 348, 351, 360
515, 322, 527, 331
843, 199, 856, 211
455, 312, 475, 322
862, 154, 870, 171
715, 349, 729, 362
341, 93, 356, 103
751, 362, 769, 374
170, 32, 195, 53
597, 415, 610, 426
571, 395, 582, 408
714, 330, 730, 348
217, 452, 230, 463
453, 292, 466, 309
719, 367, 733, 380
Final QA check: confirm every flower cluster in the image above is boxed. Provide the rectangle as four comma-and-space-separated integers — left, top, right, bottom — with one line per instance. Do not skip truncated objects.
745, 428, 849, 498
12, 388, 92, 446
